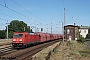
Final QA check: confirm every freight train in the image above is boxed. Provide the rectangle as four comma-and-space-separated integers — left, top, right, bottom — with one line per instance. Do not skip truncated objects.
12, 32, 62, 48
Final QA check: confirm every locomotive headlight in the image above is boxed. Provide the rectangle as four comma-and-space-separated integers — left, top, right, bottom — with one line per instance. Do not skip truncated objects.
20, 39, 22, 41
13, 39, 16, 41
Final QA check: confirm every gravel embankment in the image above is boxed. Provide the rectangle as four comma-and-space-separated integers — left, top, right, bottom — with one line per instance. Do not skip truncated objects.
32, 41, 61, 60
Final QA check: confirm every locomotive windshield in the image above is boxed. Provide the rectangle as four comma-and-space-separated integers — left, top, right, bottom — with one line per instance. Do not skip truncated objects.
13, 34, 23, 38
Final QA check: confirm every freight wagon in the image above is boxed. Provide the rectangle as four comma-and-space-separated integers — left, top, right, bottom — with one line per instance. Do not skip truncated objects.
12, 32, 62, 48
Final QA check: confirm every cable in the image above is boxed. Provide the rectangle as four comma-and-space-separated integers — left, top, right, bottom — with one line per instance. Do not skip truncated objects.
11, 0, 42, 21
0, 17, 7, 21
0, 17, 11, 25
0, 18, 7, 27
0, 4, 34, 20
62, 0, 74, 24
0, 23, 6, 25
11, 0, 34, 16
0, 12, 14, 18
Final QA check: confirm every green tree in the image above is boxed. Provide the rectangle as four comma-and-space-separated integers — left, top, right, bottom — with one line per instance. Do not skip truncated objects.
86, 27, 90, 38
77, 35, 86, 43
86, 34, 90, 39
0, 30, 6, 39
6, 20, 32, 38
88, 27, 90, 34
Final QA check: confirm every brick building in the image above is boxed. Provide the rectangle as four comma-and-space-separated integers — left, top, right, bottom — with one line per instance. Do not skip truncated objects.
64, 23, 79, 40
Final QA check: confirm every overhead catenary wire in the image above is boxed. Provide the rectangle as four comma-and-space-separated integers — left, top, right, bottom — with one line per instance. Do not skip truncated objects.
0, 4, 34, 21
0, 23, 6, 28
11, 0, 32, 14
0, 18, 7, 29
11, 0, 35, 17
0, 12, 14, 19
0, 17, 9, 26
62, 0, 74, 24
0, 23, 6, 26
11, 0, 43, 21
0, 17, 7, 21
0, 18, 10, 26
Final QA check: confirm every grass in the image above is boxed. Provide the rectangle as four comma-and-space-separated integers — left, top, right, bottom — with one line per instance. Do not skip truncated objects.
69, 41, 90, 57
79, 51, 88, 57
33, 41, 90, 60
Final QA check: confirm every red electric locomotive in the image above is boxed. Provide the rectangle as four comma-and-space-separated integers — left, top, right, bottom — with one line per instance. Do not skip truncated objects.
12, 32, 40, 48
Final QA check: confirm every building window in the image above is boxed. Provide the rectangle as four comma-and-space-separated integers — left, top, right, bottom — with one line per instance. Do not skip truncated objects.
67, 29, 70, 34
84, 30, 86, 33
79, 30, 81, 33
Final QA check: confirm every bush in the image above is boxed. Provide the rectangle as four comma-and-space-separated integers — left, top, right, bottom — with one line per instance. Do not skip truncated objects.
77, 35, 86, 43
0, 30, 5, 39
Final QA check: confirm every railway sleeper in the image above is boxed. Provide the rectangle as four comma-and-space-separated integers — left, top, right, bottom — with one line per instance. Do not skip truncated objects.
0, 56, 16, 60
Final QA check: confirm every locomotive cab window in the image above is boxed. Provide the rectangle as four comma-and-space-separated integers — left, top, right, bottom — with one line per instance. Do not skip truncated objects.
13, 34, 23, 38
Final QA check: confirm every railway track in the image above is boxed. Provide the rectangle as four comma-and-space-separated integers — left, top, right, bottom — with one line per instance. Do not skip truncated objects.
0, 40, 61, 60
0, 44, 12, 50
0, 41, 12, 49
0, 43, 11, 46
0, 45, 17, 56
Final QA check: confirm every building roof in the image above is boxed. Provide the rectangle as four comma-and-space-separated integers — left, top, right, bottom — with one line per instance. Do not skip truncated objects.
79, 26, 89, 29
64, 25, 79, 27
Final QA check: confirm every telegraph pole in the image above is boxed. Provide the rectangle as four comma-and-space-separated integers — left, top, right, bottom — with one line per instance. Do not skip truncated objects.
6, 20, 8, 40
24, 27, 25, 31
62, 8, 66, 45
64, 8, 66, 25
72, 17, 73, 24
51, 23, 52, 34
62, 22, 64, 45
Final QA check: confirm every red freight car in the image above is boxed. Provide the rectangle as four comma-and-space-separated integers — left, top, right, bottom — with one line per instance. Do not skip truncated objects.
12, 32, 39, 47
59, 34, 63, 39
12, 32, 63, 48
50, 34, 54, 40
36, 32, 47, 42
44, 33, 50, 41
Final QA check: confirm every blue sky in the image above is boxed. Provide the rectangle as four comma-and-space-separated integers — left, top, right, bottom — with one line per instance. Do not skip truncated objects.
0, 0, 90, 34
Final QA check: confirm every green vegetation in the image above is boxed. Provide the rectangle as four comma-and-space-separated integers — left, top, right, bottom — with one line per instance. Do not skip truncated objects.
77, 35, 86, 43
0, 20, 33, 39
0, 30, 6, 39
79, 51, 89, 57
69, 41, 90, 57
86, 27, 90, 39
49, 41, 90, 60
